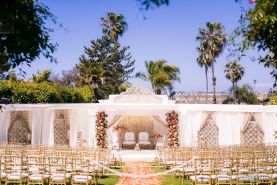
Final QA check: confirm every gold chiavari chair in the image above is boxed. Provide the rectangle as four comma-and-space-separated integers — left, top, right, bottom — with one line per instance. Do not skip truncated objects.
27, 154, 49, 185
48, 156, 70, 185
5, 154, 28, 185
190, 158, 212, 185
232, 156, 254, 185
71, 158, 92, 185
0, 155, 6, 185
270, 155, 277, 185
179, 155, 195, 184
212, 157, 233, 185
254, 156, 272, 185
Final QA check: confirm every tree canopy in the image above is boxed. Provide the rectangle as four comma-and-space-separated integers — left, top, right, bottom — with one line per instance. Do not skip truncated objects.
234, 0, 277, 86
76, 12, 135, 101
0, 0, 58, 77
136, 60, 180, 94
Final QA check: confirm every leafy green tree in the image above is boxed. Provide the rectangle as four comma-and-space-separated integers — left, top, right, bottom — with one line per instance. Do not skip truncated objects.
196, 22, 227, 104
135, 60, 180, 94
224, 84, 260, 104
6, 70, 18, 81
0, 0, 58, 77
234, 84, 260, 104
76, 12, 135, 101
50, 67, 80, 87
224, 61, 245, 92
31, 69, 51, 83
234, 0, 277, 86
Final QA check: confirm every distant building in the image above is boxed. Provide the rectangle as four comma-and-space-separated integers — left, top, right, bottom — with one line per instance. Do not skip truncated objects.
173, 92, 268, 104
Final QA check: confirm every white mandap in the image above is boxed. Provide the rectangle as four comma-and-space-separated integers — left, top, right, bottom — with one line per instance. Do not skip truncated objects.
0, 87, 276, 149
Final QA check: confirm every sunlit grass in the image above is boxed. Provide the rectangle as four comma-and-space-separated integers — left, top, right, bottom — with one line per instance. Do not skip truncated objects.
149, 162, 190, 185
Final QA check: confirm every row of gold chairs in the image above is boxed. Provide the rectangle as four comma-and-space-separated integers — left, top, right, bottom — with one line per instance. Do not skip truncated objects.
0, 144, 116, 185
158, 144, 277, 185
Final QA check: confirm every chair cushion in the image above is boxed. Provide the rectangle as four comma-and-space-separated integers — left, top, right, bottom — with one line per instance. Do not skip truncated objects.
256, 173, 270, 180
73, 175, 92, 183
138, 132, 149, 142
124, 132, 135, 141
211, 174, 230, 180
29, 174, 49, 180
138, 141, 150, 145
123, 141, 135, 145
0, 173, 6, 178
7, 173, 28, 179
232, 175, 250, 181
51, 173, 71, 180
190, 175, 210, 181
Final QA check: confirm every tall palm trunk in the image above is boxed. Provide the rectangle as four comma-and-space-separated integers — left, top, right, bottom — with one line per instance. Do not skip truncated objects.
232, 81, 235, 94
205, 65, 209, 104
211, 62, 217, 104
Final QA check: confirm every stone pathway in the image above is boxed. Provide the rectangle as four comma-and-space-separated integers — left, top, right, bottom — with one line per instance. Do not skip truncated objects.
117, 162, 164, 185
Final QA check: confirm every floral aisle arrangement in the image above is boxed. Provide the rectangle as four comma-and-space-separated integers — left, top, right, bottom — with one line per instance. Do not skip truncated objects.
96, 112, 108, 148
166, 111, 179, 147
113, 125, 128, 133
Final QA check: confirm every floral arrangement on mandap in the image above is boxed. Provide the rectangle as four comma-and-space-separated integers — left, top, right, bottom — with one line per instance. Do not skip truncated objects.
151, 132, 162, 139
96, 112, 108, 148
166, 111, 179, 147
113, 125, 128, 133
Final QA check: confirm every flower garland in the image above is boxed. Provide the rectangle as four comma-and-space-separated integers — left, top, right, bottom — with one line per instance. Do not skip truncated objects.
151, 132, 162, 139
166, 111, 179, 147
113, 124, 128, 133
96, 111, 108, 148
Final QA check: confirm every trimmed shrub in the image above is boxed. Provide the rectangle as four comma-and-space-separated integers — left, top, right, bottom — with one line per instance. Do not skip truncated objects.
0, 80, 94, 103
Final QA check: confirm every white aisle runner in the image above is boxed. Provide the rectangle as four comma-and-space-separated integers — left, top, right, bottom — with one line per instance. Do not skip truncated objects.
113, 150, 158, 162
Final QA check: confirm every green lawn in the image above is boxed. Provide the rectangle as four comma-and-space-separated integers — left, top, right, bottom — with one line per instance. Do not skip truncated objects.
97, 175, 119, 185
150, 162, 190, 185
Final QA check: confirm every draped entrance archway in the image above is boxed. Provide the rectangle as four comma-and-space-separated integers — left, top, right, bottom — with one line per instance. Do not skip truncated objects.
106, 115, 167, 149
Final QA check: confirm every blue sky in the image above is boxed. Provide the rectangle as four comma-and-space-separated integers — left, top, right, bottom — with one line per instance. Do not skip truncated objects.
21, 0, 274, 93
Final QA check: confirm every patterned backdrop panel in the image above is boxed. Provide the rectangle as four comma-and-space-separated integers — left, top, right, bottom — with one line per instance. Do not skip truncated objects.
54, 110, 70, 146
242, 114, 264, 145
199, 113, 219, 146
8, 111, 31, 144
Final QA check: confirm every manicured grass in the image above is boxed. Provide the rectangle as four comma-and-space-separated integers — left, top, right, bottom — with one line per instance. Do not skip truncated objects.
97, 175, 119, 185
149, 162, 190, 185
96, 162, 123, 185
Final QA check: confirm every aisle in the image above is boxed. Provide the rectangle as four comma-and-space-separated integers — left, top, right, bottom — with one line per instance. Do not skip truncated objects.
116, 162, 163, 185
114, 150, 158, 162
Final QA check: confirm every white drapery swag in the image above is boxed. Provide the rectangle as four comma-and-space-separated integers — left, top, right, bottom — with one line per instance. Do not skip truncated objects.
31, 109, 55, 146
69, 108, 95, 147
0, 110, 10, 143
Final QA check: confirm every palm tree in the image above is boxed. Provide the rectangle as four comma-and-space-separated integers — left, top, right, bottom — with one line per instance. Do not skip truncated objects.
196, 45, 210, 103
196, 22, 227, 104
224, 61, 245, 93
135, 60, 180, 94
101, 12, 127, 42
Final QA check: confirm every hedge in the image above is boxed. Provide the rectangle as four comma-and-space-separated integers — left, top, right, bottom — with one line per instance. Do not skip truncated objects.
0, 80, 94, 103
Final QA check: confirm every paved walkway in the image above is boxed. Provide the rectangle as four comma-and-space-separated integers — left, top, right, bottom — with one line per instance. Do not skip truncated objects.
117, 162, 163, 185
